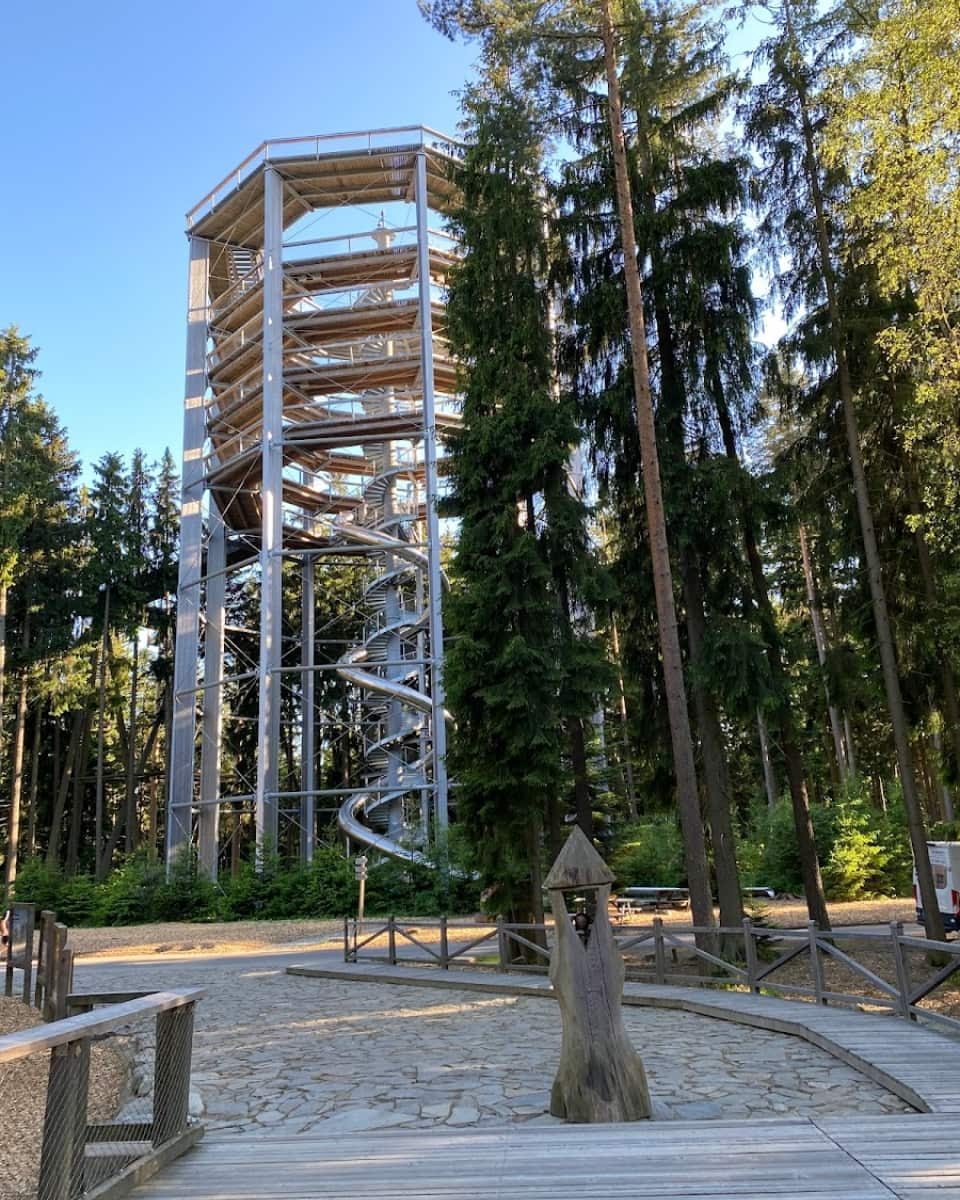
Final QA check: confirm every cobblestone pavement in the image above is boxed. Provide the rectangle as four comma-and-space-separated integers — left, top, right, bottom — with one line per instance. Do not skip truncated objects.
75, 954, 912, 1135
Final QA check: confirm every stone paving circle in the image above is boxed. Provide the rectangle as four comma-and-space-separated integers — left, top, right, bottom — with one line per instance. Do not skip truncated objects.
74, 952, 913, 1136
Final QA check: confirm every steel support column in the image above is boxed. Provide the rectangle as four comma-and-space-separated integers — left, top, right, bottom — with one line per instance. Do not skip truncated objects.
300, 557, 316, 862
198, 503, 226, 878
254, 166, 284, 859
166, 236, 210, 869
414, 150, 449, 833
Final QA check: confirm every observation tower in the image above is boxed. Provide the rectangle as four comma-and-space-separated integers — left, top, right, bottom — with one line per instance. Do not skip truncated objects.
167, 128, 461, 876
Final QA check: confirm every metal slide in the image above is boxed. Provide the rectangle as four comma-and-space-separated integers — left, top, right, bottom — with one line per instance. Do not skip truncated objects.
333, 515, 450, 865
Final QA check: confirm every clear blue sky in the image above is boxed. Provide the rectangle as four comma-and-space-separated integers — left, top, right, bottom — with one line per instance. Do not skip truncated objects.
1, 1, 477, 476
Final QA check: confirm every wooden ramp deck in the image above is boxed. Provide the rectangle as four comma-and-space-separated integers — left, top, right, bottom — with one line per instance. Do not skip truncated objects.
130, 1115, 960, 1199
128, 959, 960, 1199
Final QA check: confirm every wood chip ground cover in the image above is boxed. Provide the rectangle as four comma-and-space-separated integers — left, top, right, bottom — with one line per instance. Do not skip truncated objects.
0, 998, 127, 1200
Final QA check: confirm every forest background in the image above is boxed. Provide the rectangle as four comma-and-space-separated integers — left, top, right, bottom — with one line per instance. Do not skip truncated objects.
1, 0, 958, 933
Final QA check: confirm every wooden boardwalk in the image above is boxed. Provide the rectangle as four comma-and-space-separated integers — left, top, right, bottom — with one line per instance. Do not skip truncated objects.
126, 960, 960, 1198
130, 1115, 960, 1199
288, 959, 960, 1114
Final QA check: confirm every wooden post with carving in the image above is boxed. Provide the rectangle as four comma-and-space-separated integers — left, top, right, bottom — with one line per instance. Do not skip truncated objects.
545, 827, 652, 1122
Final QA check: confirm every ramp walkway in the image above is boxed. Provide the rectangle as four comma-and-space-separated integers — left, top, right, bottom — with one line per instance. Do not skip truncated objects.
130, 1115, 958, 1199
124, 956, 960, 1199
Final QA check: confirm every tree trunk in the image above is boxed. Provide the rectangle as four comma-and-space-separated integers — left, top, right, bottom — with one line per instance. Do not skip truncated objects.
784, 0, 943, 939
546, 792, 563, 861
681, 551, 744, 935
712, 372, 830, 927
907, 470, 960, 806
0, 583, 6, 755
568, 718, 594, 840
798, 523, 849, 779
4, 608, 30, 891
95, 586, 111, 879
45, 704, 86, 869
125, 631, 140, 854
66, 706, 93, 876
609, 615, 638, 819
932, 728, 955, 823
757, 710, 778, 807
599, 0, 713, 936
26, 698, 43, 857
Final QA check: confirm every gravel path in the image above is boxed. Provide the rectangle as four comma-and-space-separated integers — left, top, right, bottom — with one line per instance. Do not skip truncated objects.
73, 952, 912, 1136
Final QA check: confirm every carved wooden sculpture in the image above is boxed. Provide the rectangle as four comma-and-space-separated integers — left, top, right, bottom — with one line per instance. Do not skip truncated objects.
545, 827, 652, 1122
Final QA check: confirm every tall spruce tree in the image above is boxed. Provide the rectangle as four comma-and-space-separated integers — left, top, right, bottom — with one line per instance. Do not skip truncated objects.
442, 84, 602, 919
423, 0, 717, 937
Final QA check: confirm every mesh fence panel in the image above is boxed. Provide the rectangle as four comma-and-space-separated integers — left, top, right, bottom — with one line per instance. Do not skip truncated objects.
0, 998, 199, 1200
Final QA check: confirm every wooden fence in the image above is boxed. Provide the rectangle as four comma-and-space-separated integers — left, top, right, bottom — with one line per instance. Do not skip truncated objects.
343, 915, 960, 1034
0, 987, 203, 1200
4, 903, 75, 1021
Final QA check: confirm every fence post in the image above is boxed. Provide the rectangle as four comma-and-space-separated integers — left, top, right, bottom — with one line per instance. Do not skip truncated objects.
439, 915, 449, 970
808, 921, 826, 1005
890, 920, 913, 1019
2, 919, 10, 998
343, 915, 350, 962
653, 917, 666, 985
20, 904, 36, 1004
38, 1037, 90, 1200
154, 1003, 195, 1145
43, 923, 67, 1022
54, 947, 75, 1021
743, 917, 759, 994
496, 917, 507, 970
35, 910, 55, 1009
388, 915, 397, 966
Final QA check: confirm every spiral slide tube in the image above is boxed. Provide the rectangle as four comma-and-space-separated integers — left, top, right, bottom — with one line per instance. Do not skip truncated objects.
333, 516, 450, 865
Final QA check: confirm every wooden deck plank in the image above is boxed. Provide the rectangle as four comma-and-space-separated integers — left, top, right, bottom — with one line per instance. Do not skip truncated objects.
127, 1121, 908, 1200
126, 1116, 960, 1200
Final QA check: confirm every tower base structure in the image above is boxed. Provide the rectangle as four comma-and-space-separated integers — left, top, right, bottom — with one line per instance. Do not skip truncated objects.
167, 128, 460, 876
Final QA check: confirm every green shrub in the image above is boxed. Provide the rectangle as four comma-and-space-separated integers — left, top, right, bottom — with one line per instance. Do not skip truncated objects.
154, 848, 218, 921
93, 853, 166, 925
823, 795, 911, 900
56, 874, 99, 925
609, 817, 685, 887
741, 786, 913, 901
12, 859, 65, 912
301, 847, 357, 916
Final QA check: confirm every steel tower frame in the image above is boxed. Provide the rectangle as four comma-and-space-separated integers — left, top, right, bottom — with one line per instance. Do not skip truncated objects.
167, 128, 460, 875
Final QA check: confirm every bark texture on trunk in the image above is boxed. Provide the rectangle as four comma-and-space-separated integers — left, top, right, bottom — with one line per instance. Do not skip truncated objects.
798, 523, 849, 778
4, 611, 30, 891
609, 616, 638, 818
599, 0, 713, 935
568, 717, 594, 840
682, 552, 744, 933
95, 587, 111, 880
713, 376, 830, 928
757, 710, 778, 807
125, 633, 140, 853
26, 700, 42, 857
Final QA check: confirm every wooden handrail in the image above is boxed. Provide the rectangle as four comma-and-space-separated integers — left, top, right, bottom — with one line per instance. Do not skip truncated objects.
0, 988, 204, 1064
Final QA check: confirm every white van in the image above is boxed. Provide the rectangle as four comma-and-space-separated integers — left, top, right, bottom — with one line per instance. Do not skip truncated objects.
914, 842, 960, 932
